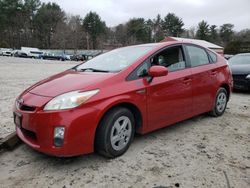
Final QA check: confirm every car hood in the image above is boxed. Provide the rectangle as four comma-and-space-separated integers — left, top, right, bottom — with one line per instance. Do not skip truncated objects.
27, 70, 115, 97
230, 64, 250, 75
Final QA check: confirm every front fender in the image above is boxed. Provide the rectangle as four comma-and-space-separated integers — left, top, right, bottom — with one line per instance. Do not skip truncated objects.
91, 92, 148, 134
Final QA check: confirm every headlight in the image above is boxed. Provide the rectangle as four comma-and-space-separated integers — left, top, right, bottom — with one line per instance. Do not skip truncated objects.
246, 74, 250, 80
44, 89, 99, 111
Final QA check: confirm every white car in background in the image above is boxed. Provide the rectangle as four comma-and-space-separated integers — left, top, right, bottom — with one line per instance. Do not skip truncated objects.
21, 47, 43, 58
1, 48, 13, 56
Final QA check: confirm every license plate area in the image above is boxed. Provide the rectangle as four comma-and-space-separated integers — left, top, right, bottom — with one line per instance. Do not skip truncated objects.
14, 112, 22, 128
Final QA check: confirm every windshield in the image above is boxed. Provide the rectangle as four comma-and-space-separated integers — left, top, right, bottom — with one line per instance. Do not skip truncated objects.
229, 54, 250, 65
76, 46, 155, 72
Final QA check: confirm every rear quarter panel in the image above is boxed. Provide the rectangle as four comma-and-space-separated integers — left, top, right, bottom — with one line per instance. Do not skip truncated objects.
214, 55, 233, 97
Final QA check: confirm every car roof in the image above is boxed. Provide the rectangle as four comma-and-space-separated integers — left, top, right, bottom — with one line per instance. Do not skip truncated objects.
130, 41, 209, 49
131, 41, 180, 47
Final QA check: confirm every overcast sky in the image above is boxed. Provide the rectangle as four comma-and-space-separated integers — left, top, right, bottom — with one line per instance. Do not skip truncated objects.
41, 0, 250, 31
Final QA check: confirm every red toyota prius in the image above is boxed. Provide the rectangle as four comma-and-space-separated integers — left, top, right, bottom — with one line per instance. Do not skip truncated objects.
14, 42, 233, 158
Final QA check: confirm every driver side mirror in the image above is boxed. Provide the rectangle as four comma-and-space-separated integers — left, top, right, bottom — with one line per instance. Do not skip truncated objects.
148, 66, 168, 78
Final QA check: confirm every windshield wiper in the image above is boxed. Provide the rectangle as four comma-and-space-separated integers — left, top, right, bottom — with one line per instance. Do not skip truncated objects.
78, 68, 110, 73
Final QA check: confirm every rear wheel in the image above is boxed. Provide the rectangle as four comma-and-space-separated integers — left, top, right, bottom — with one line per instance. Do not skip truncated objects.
210, 87, 228, 117
95, 107, 135, 158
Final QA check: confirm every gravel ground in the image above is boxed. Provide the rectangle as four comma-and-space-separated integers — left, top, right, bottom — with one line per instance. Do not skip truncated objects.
0, 57, 79, 138
0, 56, 249, 188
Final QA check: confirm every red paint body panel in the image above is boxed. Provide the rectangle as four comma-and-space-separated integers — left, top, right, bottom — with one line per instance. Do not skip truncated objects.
28, 71, 116, 97
14, 42, 232, 156
15, 92, 101, 156
146, 68, 193, 131
148, 66, 168, 77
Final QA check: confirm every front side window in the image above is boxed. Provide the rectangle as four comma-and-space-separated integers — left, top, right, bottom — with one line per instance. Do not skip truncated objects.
151, 46, 186, 72
127, 45, 186, 81
186, 45, 210, 67
136, 61, 150, 77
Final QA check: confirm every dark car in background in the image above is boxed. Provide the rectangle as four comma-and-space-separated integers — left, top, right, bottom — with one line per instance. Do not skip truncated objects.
70, 51, 103, 61
228, 53, 250, 90
70, 54, 87, 61
13, 50, 28, 58
85, 51, 103, 59
41, 53, 67, 61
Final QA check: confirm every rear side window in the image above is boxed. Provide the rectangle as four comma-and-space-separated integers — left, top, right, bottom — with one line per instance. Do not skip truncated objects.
186, 45, 210, 67
207, 50, 217, 63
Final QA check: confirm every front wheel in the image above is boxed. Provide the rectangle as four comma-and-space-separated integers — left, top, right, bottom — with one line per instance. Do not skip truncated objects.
95, 107, 135, 158
210, 87, 228, 117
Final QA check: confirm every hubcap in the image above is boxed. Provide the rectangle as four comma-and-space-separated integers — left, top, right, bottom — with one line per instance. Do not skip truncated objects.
216, 92, 227, 113
110, 116, 132, 151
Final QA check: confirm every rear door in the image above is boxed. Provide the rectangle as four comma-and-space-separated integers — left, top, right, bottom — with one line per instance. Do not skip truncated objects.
184, 44, 218, 115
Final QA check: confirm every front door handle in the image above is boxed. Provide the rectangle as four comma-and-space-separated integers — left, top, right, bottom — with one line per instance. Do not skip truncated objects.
182, 77, 192, 84
211, 70, 217, 76
136, 89, 146, 94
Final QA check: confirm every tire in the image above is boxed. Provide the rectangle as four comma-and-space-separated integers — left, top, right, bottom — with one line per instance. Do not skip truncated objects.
95, 107, 135, 158
210, 87, 228, 117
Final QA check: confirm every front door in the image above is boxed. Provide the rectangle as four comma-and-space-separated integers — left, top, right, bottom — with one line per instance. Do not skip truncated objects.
146, 45, 193, 131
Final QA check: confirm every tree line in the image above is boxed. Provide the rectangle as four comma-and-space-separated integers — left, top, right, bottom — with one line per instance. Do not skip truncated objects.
0, 0, 249, 54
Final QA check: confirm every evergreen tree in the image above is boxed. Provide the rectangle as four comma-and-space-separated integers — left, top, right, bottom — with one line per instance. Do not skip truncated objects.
209, 25, 219, 43
152, 14, 164, 42
196, 20, 210, 40
83, 11, 106, 49
33, 2, 65, 48
162, 13, 184, 37
220, 23, 234, 45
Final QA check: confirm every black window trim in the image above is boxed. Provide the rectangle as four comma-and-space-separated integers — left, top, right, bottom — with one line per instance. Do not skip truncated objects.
126, 44, 188, 81
206, 49, 218, 63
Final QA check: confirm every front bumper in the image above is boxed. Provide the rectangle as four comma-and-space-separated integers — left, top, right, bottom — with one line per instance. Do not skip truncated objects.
14, 102, 100, 157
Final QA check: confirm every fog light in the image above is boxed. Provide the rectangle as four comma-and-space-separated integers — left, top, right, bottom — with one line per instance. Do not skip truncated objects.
54, 127, 65, 147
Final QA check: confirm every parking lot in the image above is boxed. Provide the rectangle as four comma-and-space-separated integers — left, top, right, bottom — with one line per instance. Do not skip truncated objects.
0, 57, 78, 138
0, 56, 249, 188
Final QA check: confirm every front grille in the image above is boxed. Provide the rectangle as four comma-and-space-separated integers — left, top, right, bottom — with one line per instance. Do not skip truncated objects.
233, 74, 247, 81
19, 104, 36, 111
233, 74, 250, 89
16, 101, 36, 112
